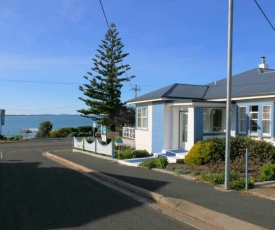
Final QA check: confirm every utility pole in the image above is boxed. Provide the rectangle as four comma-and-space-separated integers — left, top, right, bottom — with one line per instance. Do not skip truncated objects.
132, 84, 141, 98
225, 0, 233, 190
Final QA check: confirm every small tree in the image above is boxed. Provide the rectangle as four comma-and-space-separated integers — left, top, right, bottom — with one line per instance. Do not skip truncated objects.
36, 121, 53, 138
78, 23, 134, 131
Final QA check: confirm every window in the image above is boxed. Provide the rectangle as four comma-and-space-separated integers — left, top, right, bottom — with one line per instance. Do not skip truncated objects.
249, 106, 258, 135
122, 127, 135, 138
238, 107, 246, 134
262, 105, 271, 136
136, 106, 147, 129
203, 108, 225, 133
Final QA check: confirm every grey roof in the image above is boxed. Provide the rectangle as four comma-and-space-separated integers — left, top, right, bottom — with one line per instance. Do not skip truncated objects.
128, 68, 275, 103
204, 68, 275, 99
127, 83, 208, 103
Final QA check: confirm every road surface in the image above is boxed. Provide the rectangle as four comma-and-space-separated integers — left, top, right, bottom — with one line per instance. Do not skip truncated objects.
0, 139, 194, 230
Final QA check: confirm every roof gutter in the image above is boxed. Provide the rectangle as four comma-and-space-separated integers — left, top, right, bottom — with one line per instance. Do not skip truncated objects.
207, 94, 275, 102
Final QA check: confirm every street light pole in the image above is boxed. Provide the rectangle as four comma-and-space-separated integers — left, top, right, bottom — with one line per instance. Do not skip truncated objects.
225, 0, 234, 190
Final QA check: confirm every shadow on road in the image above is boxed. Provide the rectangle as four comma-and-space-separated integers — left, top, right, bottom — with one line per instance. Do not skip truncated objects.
0, 161, 168, 230
103, 172, 170, 192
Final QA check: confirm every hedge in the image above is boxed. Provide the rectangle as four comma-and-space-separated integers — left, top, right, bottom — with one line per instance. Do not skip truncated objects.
185, 137, 275, 166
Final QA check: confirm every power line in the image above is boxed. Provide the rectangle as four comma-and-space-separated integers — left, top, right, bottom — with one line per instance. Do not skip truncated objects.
99, 0, 110, 29
98, 0, 134, 87
253, 0, 275, 31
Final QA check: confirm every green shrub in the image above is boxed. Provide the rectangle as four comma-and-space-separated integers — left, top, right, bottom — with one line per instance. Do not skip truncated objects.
174, 167, 191, 175
200, 172, 225, 185
49, 130, 61, 138
117, 148, 133, 159
78, 132, 90, 137
259, 163, 275, 181
7, 136, 23, 141
139, 158, 168, 169
185, 137, 275, 169
68, 132, 79, 137
184, 141, 212, 165
49, 126, 91, 138
229, 178, 254, 190
99, 138, 112, 145
77, 126, 94, 133
131, 150, 150, 158
155, 158, 168, 169
140, 158, 157, 169
36, 121, 53, 138
206, 137, 226, 162
116, 149, 150, 160
85, 137, 94, 143
184, 141, 203, 165
229, 179, 245, 191
200, 171, 241, 186
229, 171, 239, 181
247, 140, 275, 164
249, 176, 256, 184
57, 127, 77, 137
50, 128, 75, 138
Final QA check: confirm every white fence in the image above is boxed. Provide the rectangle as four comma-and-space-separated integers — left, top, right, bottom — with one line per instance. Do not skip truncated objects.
122, 127, 135, 139
73, 137, 114, 157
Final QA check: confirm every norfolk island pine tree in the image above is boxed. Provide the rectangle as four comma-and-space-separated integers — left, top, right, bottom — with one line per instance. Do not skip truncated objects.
78, 23, 135, 131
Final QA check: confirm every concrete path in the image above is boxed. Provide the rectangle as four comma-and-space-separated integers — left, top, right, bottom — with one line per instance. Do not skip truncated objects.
45, 149, 275, 230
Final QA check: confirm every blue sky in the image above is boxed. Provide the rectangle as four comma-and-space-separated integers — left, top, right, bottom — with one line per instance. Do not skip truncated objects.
0, 0, 274, 115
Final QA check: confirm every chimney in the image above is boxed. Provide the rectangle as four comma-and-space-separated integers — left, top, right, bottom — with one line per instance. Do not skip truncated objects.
259, 56, 269, 69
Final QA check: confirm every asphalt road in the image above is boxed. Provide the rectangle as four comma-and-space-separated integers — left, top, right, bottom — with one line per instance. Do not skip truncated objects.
51, 144, 275, 229
0, 139, 193, 230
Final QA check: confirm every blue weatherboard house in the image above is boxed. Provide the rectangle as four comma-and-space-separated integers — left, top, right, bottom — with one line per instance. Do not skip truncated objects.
128, 57, 275, 156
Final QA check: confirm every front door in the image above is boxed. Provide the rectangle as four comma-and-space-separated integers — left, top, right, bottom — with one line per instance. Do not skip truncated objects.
180, 112, 188, 149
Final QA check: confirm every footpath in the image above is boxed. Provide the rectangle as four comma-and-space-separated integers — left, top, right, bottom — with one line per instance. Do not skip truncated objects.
44, 150, 275, 230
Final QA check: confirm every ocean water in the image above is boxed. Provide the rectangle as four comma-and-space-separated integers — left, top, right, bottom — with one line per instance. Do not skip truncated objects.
1, 115, 93, 138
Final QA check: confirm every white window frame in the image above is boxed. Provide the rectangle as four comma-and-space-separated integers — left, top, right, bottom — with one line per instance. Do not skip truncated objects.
122, 127, 135, 139
262, 105, 271, 136
136, 106, 148, 129
249, 105, 258, 135
203, 108, 226, 133
238, 106, 246, 134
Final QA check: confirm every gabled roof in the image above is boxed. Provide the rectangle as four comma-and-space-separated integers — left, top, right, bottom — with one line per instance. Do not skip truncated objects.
127, 67, 275, 104
127, 83, 208, 103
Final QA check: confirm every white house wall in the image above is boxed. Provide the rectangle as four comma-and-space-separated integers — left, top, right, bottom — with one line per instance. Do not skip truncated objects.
172, 107, 180, 149
151, 102, 166, 153
230, 104, 236, 136
163, 105, 179, 150
135, 103, 153, 153
163, 105, 172, 150
186, 107, 195, 151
